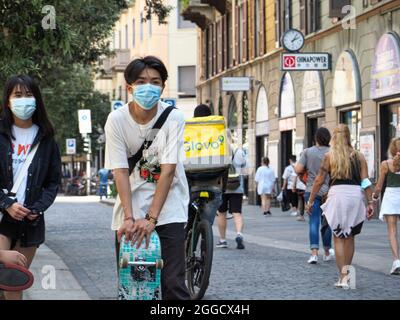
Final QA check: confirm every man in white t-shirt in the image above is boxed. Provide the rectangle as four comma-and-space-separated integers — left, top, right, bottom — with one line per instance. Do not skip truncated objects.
282, 155, 298, 216
104, 56, 190, 300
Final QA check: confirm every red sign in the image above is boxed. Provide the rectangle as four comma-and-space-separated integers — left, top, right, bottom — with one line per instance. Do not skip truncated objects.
283, 55, 296, 68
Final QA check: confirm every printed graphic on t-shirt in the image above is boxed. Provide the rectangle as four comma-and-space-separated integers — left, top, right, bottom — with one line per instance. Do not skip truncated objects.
11, 143, 32, 165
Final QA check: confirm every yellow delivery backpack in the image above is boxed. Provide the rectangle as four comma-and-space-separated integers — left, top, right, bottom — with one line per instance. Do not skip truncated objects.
184, 116, 231, 182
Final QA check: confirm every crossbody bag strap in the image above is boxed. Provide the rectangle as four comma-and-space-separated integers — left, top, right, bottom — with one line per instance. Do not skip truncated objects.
128, 106, 176, 175
9, 142, 40, 197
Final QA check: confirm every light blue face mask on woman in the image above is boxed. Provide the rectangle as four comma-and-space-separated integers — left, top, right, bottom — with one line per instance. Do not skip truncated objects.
132, 83, 162, 110
10, 97, 37, 120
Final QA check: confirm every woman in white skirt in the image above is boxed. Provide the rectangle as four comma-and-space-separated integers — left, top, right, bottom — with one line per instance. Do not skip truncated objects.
373, 138, 400, 275
255, 157, 276, 216
306, 124, 374, 288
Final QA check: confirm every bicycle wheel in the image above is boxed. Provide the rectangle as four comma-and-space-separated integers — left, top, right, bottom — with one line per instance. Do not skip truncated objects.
186, 219, 213, 300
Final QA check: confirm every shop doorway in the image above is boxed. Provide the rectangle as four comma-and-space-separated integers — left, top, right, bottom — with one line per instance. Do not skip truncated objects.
380, 103, 400, 161
306, 115, 325, 147
256, 136, 269, 205
340, 108, 361, 150
281, 130, 293, 176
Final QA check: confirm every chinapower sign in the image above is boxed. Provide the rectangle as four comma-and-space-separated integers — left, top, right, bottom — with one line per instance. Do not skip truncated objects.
281, 53, 331, 71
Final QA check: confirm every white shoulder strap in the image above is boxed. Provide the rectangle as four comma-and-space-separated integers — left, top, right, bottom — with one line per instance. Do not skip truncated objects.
10, 142, 40, 195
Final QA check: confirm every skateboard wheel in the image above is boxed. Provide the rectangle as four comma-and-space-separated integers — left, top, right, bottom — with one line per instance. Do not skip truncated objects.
156, 259, 164, 269
120, 253, 130, 269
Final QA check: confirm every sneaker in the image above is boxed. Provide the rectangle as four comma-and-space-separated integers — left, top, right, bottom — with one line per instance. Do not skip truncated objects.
290, 211, 298, 217
307, 255, 318, 264
216, 240, 228, 248
0, 263, 34, 292
267, 211, 272, 216
297, 215, 305, 221
323, 253, 335, 262
263, 212, 267, 216
390, 259, 400, 275
235, 235, 245, 249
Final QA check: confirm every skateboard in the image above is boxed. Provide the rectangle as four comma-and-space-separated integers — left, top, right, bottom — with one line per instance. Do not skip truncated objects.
118, 231, 163, 300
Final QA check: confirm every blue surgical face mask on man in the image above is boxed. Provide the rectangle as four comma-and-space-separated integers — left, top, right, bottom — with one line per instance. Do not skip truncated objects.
10, 97, 37, 120
131, 83, 162, 110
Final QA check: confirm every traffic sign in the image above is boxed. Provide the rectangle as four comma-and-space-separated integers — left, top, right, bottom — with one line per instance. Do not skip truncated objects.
111, 100, 124, 111
281, 53, 331, 71
78, 109, 92, 134
66, 138, 76, 155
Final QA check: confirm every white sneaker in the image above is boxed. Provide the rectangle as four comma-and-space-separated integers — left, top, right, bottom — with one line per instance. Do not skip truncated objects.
323, 253, 335, 262
390, 259, 400, 275
290, 211, 298, 217
307, 255, 318, 264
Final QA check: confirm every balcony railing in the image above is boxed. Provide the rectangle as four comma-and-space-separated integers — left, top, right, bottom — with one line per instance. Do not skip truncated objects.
100, 49, 131, 76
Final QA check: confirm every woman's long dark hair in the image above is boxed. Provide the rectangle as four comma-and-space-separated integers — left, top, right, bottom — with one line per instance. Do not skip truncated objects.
0, 75, 55, 139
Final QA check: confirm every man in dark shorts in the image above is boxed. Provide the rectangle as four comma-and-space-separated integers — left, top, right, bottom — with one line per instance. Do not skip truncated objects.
216, 145, 247, 249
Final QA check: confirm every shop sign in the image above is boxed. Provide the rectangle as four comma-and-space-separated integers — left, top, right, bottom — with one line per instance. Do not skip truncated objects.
281, 53, 331, 71
371, 32, 400, 100
360, 133, 375, 179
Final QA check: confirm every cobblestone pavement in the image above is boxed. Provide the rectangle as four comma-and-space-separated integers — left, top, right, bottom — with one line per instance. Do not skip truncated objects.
44, 196, 400, 300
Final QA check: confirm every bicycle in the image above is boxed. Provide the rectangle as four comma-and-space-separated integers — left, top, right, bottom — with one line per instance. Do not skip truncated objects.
184, 190, 213, 300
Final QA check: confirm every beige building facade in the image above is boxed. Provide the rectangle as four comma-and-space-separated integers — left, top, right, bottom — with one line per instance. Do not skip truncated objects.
183, 0, 400, 205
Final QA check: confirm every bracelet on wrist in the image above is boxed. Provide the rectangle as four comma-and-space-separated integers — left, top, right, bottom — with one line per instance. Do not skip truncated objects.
145, 213, 158, 225
124, 216, 134, 222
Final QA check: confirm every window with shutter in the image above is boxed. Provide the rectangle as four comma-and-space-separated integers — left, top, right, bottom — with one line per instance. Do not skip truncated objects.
226, 13, 235, 68
254, 0, 259, 58
235, 6, 240, 65
218, 19, 223, 73
243, 0, 248, 63
212, 23, 216, 76
207, 26, 212, 78
275, 0, 280, 47
259, 0, 266, 56
222, 15, 226, 71
178, 66, 196, 98
329, 0, 351, 19
300, 0, 306, 35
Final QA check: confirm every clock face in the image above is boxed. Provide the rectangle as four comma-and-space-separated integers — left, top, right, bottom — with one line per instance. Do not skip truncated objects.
282, 29, 305, 52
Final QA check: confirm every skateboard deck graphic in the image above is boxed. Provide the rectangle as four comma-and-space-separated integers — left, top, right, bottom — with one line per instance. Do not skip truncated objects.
118, 232, 163, 300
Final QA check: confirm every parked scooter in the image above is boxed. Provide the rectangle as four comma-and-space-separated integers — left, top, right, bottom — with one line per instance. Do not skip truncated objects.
65, 176, 86, 196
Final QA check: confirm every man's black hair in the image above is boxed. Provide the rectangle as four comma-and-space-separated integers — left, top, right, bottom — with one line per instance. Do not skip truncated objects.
315, 127, 331, 147
193, 104, 212, 117
124, 56, 168, 85
289, 155, 297, 163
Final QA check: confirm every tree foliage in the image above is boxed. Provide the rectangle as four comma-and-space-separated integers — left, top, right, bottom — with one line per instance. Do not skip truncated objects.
0, 0, 173, 155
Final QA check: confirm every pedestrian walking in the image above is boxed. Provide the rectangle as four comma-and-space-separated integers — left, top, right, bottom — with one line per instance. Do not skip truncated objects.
373, 138, 400, 275
0, 75, 61, 300
293, 168, 306, 222
216, 143, 247, 249
306, 124, 374, 288
105, 56, 190, 300
97, 167, 110, 200
295, 127, 334, 264
255, 157, 276, 216
282, 155, 298, 217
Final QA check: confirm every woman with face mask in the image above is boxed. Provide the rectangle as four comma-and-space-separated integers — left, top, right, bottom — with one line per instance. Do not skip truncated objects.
0, 75, 61, 300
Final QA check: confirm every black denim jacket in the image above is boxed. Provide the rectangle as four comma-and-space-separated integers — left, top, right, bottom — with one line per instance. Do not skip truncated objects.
0, 120, 61, 218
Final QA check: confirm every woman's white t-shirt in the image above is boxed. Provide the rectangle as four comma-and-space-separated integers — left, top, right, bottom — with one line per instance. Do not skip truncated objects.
255, 165, 276, 195
104, 101, 189, 230
11, 124, 39, 205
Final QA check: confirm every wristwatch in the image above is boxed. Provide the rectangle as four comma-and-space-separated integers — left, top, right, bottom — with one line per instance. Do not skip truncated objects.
145, 213, 158, 225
